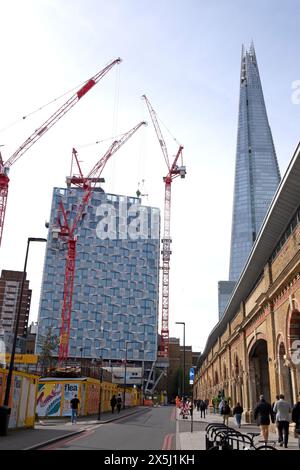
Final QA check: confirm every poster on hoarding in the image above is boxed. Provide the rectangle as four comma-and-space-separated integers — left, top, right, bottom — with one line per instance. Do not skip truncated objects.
62, 383, 80, 416
18, 377, 29, 427
36, 383, 62, 417
9, 375, 22, 428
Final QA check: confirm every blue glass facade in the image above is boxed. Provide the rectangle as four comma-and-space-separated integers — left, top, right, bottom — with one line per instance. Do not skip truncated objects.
36, 186, 160, 362
229, 43, 281, 281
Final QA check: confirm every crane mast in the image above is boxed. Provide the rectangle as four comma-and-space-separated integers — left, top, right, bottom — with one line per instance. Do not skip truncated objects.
142, 95, 186, 358
57, 121, 146, 364
0, 57, 121, 248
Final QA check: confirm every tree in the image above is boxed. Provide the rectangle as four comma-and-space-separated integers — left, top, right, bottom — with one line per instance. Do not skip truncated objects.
37, 327, 59, 375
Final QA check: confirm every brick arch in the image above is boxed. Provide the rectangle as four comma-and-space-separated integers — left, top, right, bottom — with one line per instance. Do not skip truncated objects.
247, 332, 267, 356
286, 303, 300, 353
275, 333, 286, 357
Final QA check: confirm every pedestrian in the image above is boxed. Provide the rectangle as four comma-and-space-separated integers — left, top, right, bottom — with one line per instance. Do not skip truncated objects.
271, 394, 280, 434
292, 392, 300, 450
273, 394, 291, 448
221, 400, 231, 426
212, 397, 217, 414
196, 399, 201, 412
232, 402, 243, 428
70, 394, 80, 424
116, 393, 122, 413
200, 399, 207, 419
254, 395, 274, 443
219, 398, 225, 416
110, 394, 117, 414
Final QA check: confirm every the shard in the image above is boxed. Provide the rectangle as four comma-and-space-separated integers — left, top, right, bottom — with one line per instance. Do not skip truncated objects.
219, 43, 281, 318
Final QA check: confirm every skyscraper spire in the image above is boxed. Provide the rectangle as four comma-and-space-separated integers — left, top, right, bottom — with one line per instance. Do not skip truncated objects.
229, 43, 280, 281
218, 44, 281, 319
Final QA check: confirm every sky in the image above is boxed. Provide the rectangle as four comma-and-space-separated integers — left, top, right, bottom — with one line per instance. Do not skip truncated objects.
0, 0, 300, 353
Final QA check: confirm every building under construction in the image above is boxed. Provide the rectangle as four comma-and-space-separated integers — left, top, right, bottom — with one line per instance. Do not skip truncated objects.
36, 185, 160, 373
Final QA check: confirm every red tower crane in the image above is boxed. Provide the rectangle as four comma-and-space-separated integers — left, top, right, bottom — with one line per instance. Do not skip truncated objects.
56, 121, 147, 364
0, 57, 121, 248
142, 95, 186, 358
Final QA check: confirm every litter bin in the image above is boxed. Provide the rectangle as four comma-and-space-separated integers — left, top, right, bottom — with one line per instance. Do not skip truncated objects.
0, 405, 11, 436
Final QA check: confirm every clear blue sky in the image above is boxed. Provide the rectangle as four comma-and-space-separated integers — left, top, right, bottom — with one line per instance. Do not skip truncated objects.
0, 0, 299, 352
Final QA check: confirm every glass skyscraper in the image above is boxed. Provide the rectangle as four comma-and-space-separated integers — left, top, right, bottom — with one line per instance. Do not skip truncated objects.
219, 43, 281, 318
36, 186, 160, 362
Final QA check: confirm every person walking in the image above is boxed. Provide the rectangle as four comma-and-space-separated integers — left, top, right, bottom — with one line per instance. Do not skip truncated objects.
254, 395, 274, 443
221, 400, 231, 426
200, 399, 207, 419
219, 398, 225, 416
292, 392, 300, 450
196, 399, 201, 412
273, 394, 291, 448
110, 394, 117, 414
272, 394, 280, 435
70, 394, 80, 424
116, 393, 122, 413
233, 402, 243, 428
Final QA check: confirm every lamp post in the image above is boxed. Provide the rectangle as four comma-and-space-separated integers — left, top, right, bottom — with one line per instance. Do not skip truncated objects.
123, 342, 130, 409
97, 354, 103, 421
79, 347, 84, 375
176, 322, 185, 400
3, 238, 47, 408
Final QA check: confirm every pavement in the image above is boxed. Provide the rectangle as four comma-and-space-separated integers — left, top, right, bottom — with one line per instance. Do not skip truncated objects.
0, 406, 146, 450
176, 408, 300, 450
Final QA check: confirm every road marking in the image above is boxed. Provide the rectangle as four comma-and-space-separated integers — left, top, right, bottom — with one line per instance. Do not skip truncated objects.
40, 429, 95, 450
162, 433, 175, 450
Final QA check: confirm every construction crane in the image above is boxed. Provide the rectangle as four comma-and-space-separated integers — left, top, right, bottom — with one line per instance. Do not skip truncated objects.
0, 57, 121, 248
55, 121, 147, 365
142, 95, 186, 358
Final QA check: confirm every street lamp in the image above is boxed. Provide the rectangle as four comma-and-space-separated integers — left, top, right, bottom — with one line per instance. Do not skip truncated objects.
176, 322, 185, 400
123, 341, 130, 409
3, 238, 47, 410
79, 347, 85, 375
97, 354, 103, 421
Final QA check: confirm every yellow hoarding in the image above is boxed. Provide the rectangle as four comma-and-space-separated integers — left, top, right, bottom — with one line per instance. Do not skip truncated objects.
0, 354, 38, 364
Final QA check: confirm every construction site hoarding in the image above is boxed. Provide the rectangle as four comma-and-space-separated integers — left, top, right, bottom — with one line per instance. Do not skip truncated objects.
0, 353, 38, 364
37, 377, 142, 417
0, 368, 38, 428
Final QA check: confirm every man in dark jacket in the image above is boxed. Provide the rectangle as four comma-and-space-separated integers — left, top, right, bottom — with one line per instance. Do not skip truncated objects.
254, 395, 274, 443
110, 395, 117, 414
200, 400, 207, 418
292, 392, 300, 450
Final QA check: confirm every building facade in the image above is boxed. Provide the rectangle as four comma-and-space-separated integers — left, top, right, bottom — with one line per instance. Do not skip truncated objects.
0, 270, 31, 338
196, 143, 300, 420
218, 43, 281, 318
36, 186, 160, 364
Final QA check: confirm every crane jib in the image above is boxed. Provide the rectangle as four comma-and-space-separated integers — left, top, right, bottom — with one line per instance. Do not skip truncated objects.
77, 79, 96, 99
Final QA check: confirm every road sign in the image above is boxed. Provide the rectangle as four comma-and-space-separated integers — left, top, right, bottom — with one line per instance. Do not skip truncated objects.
189, 367, 195, 385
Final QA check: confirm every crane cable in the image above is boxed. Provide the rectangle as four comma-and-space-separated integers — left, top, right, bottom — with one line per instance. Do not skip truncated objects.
110, 63, 121, 193
0, 58, 120, 135
0, 79, 88, 135
136, 99, 147, 199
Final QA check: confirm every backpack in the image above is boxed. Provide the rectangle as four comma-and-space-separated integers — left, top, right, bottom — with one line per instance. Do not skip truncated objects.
117, 397, 122, 404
